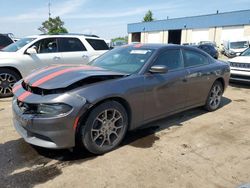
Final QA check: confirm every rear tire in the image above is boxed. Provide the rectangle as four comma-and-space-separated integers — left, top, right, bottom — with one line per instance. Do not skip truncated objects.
79, 101, 128, 154
204, 81, 223, 111
0, 68, 21, 98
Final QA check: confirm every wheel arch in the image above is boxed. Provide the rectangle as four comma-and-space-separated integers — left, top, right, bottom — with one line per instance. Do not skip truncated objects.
215, 77, 225, 92
0, 66, 23, 80
76, 96, 132, 132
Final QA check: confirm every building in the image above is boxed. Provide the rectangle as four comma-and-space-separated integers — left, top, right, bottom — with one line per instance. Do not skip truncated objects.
127, 9, 250, 46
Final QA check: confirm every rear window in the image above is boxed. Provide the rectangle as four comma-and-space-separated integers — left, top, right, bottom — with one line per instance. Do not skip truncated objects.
86, 39, 109, 50
59, 38, 86, 52
0, 35, 13, 47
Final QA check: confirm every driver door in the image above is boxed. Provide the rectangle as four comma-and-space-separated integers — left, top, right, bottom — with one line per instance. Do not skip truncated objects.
23, 38, 63, 72
143, 48, 188, 121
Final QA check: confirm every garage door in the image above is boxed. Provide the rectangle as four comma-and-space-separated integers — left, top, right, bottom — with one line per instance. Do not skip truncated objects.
148, 32, 161, 43
221, 26, 244, 42
191, 29, 209, 44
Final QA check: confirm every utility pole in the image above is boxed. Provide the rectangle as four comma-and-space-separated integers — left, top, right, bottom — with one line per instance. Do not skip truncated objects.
48, 0, 51, 18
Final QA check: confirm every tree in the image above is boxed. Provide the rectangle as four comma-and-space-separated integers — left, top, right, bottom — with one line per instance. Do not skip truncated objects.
143, 10, 154, 22
38, 16, 68, 34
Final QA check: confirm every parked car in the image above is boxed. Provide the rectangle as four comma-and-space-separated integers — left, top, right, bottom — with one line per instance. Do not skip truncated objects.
0, 34, 14, 49
198, 41, 217, 47
0, 34, 109, 97
198, 44, 219, 59
228, 47, 250, 82
223, 40, 249, 58
12, 44, 230, 154
111, 40, 127, 48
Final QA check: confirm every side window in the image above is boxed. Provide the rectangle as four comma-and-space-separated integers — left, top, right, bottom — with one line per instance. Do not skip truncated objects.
32, 38, 58, 54
0, 35, 13, 47
154, 49, 183, 71
86, 39, 109, 50
183, 50, 209, 67
59, 38, 86, 52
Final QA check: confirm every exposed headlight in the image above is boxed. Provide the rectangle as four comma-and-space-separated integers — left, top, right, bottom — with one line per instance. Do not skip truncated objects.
36, 103, 72, 117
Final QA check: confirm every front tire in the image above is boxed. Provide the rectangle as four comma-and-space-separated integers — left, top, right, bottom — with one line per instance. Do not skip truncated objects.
205, 81, 223, 111
0, 68, 21, 98
80, 101, 128, 154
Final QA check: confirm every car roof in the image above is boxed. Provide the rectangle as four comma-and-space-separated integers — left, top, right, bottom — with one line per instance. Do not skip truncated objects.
25, 34, 105, 40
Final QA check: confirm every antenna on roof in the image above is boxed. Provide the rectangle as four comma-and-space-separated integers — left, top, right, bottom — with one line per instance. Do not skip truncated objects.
48, 0, 51, 18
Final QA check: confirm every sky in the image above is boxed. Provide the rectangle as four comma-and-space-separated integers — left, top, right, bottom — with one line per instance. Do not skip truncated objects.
0, 0, 249, 39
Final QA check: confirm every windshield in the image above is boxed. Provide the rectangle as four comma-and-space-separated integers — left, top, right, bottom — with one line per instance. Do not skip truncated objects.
230, 41, 249, 49
1, 37, 36, 52
240, 48, 250, 56
90, 46, 155, 74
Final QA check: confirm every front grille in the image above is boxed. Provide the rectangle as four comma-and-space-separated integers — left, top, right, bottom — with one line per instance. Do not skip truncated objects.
230, 62, 250, 69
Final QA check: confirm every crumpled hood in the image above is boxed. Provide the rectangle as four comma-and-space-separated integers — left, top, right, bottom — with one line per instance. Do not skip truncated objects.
229, 56, 250, 64
23, 65, 126, 90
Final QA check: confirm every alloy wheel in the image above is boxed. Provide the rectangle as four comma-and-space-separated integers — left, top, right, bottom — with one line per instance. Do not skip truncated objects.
91, 109, 124, 147
0, 73, 17, 96
209, 84, 222, 109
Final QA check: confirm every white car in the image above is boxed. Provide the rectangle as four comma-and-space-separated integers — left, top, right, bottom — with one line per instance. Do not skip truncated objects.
228, 48, 250, 82
0, 34, 109, 97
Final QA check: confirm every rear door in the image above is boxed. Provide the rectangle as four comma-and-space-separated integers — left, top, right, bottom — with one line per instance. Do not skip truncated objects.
144, 48, 188, 121
182, 49, 213, 106
58, 37, 90, 64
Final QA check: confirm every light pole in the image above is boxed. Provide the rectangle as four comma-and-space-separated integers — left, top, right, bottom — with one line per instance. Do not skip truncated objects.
48, 0, 51, 19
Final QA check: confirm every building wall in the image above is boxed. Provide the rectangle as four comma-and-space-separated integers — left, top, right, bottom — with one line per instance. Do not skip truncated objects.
244, 25, 250, 38
128, 24, 250, 45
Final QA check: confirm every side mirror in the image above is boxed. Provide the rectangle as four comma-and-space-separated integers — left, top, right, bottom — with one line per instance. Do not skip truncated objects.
26, 46, 37, 55
149, 65, 168, 74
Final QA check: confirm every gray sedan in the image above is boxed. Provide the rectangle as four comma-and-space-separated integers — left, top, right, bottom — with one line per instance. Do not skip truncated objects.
12, 44, 230, 154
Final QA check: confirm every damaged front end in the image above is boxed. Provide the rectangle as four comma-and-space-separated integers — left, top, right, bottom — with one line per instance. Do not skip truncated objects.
12, 67, 126, 149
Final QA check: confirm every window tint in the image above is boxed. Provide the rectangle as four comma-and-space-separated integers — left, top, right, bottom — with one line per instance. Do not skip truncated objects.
86, 39, 109, 50
32, 38, 58, 54
154, 49, 183, 71
0, 35, 13, 47
183, 50, 209, 67
59, 38, 86, 52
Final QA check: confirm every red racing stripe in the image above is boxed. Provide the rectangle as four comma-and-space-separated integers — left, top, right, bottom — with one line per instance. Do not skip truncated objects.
31, 66, 98, 87
19, 65, 99, 101
73, 116, 80, 130
18, 91, 32, 101
12, 84, 22, 93
24, 66, 60, 82
134, 43, 143, 48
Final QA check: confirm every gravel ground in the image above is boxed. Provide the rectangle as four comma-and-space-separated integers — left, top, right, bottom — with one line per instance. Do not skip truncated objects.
0, 83, 250, 188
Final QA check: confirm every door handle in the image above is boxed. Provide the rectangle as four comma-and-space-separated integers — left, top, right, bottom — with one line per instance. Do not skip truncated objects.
53, 56, 61, 61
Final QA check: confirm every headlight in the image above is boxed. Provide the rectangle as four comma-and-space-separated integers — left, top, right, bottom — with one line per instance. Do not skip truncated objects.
36, 103, 72, 117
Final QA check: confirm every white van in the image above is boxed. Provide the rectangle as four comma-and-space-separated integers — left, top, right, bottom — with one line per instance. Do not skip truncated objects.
223, 39, 249, 58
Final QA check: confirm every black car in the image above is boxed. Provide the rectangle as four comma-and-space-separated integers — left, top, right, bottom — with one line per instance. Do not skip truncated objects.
0, 34, 14, 49
12, 44, 230, 154
198, 44, 219, 59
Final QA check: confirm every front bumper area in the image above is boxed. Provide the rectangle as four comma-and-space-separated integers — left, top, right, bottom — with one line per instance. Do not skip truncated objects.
230, 69, 250, 83
12, 99, 77, 149
12, 86, 88, 149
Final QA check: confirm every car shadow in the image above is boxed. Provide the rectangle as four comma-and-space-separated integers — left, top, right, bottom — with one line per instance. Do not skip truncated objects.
123, 96, 231, 149
0, 97, 231, 187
